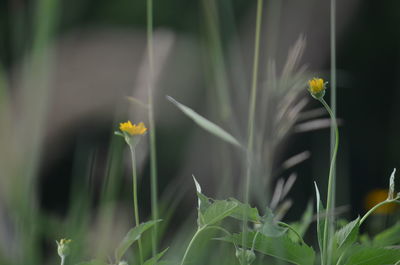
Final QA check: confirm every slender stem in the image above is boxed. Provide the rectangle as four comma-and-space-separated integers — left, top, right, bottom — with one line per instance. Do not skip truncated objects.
146, 0, 159, 256
319, 98, 339, 265
329, 1, 337, 263
129, 146, 144, 265
277, 222, 305, 245
359, 198, 400, 225
180, 227, 205, 265
60, 256, 65, 265
243, 1, 263, 263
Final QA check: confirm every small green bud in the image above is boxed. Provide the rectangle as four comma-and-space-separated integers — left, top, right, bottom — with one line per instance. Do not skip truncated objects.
56, 238, 72, 258
235, 248, 256, 265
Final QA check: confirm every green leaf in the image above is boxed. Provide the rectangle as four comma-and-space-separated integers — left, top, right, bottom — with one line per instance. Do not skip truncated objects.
75, 260, 108, 265
192, 176, 212, 227
335, 217, 360, 249
167, 96, 241, 148
228, 198, 261, 223
219, 231, 315, 265
258, 208, 287, 237
373, 221, 400, 247
143, 248, 169, 265
115, 220, 162, 262
201, 200, 238, 226
345, 246, 400, 265
314, 182, 325, 254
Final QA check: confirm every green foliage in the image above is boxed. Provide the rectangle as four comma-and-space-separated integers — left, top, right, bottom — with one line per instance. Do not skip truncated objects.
334, 217, 360, 250
219, 231, 315, 265
143, 248, 169, 265
75, 260, 108, 265
373, 221, 400, 247
114, 220, 162, 262
314, 182, 325, 256
344, 246, 400, 265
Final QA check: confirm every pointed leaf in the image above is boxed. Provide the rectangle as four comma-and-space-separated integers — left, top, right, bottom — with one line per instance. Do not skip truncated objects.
219, 231, 315, 265
388, 168, 396, 200
335, 217, 360, 249
228, 198, 261, 223
167, 96, 241, 148
202, 200, 238, 226
314, 182, 325, 254
143, 248, 169, 265
115, 220, 162, 262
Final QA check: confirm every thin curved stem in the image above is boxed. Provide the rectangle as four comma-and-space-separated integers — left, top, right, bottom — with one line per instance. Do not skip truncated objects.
277, 222, 305, 245
129, 146, 144, 265
180, 227, 205, 265
360, 198, 400, 225
319, 98, 339, 265
60, 256, 65, 265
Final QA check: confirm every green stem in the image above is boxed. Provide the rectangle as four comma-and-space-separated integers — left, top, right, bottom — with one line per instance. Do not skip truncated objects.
319, 98, 339, 265
60, 256, 65, 265
129, 146, 144, 265
146, 0, 159, 256
359, 198, 400, 225
180, 227, 205, 265
277, 222, 305, 245
243, 1, 263, 263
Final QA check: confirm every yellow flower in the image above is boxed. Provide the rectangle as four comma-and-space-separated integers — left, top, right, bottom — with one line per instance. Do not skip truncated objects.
364, 189, 398, 215
119, 121, 147, 136
308, 78, 327, 99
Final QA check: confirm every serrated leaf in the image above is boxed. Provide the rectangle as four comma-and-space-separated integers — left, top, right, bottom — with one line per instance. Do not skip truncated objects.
167, 96, 241, 148
228, 198, 261, 223
115, 220, 162, 262
373, 221, 400, 247
201, 200, 238, 226
143, 248, 169, 265
75, 260, 108, 265
335, 217, 360, 249
218, 231, 315, 265
345, 246, 400, 265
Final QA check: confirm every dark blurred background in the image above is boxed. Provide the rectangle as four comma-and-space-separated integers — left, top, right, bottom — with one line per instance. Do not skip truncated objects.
1, 0, 400, 261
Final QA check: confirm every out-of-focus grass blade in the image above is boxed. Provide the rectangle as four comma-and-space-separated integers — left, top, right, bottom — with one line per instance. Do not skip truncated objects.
166, 96, 241, 148
126, 96, 149, 109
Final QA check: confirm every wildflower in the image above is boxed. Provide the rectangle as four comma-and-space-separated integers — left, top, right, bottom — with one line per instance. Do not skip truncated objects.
56, 238, 72, 258
119, 121, 147, 136
364, 189, 398, 214
307, 77, 327, 99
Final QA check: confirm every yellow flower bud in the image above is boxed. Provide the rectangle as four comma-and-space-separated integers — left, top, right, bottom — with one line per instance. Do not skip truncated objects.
56, 238, 72, 258
119, 121, 147, 136
307, 78, 327, 99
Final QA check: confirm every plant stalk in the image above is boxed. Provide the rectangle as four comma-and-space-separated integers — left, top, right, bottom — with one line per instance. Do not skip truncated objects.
129, 146, 144, 265
180, 227, 205, 265
319, 98, 339, 265
360, 198, 400, 225
146, 0, 159, 255
243, 1, 263, 263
